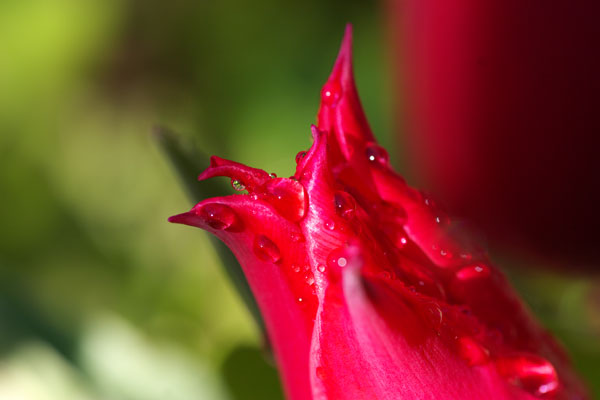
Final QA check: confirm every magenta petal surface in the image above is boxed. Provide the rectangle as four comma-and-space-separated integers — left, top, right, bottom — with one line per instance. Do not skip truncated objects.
169, 25, 588, 400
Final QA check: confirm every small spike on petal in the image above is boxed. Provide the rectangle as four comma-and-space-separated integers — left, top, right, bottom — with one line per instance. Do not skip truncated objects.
198, 156, 271, 192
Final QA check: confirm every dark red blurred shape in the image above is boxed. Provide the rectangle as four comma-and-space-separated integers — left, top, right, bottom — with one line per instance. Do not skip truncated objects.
393, 0, 600, 265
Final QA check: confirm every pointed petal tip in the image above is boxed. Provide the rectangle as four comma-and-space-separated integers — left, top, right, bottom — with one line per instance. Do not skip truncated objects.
197, 169, 211, 181
342, 23, 353, 53
196, 156, 270, 190
168, 212, 193, 224
307, 125, 326, 154
310, 124, 322, 139
209, 155, 225, 167
334, 23, 353, 73
319, 24, 355, 114
197, 156, 225, 180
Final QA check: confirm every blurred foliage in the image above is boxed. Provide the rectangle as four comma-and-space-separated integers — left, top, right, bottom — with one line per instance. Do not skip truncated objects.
0, 0, 386, 398
0, 0, 598, 399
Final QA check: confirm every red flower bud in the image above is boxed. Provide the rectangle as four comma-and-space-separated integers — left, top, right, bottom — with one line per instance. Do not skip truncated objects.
170, 25, 588, 400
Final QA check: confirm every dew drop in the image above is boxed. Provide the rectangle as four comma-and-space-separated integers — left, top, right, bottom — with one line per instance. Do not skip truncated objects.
455, 265, 491, 281
316, 366, 326, 380
495, 354, 559, 397
295, 151, 307, 164
327, 248, 348, 269
457, 337, 489, 366
197, 203, 237, 230
293, 265, 301, 273
297, 297, 304, 304
304, 272, 315, 286
231, 179, 246, 191
325, 220, 336, 231
260, 178, 307, 222
317, 264, 326, 273
321, 80, 342, 106
253, 235, 281, 263
440, 249, 454, 259
334, 191, 356, 219
366, 143, 389, 167
269, 172, 277, 178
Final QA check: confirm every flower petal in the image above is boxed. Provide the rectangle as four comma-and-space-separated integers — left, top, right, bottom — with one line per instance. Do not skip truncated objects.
171, 194, 315, 400
310, 246, 539, 400
317, 24, 375, 166
198, 155, 271, 192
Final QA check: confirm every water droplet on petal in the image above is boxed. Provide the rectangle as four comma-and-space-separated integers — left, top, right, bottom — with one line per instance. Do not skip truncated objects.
231, 179, 246, 191
457, 337, 489, 366
334, 191, 356, 219
297, 297, 304, 304
455, 265, 491, 281
253, 235, 281, 263
440, 248, 454, 259
327, 248, 348, 269
321, 80, 342, 106
304, 272, 315, 286
269, 172, 277, 178
495, 354, 559, 397
316, 366, 326, 380
197, 203, 237, 230
325, 220, 336, 231
260, 178, 307, 222
295, 151, 307, 164
317, 264, 326, 273
366, 143, 389, 167
293, 265, 301, 273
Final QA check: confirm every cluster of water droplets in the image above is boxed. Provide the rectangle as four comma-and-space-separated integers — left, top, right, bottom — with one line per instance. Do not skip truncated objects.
316, 141, 561, 398
197, 132, 562, 399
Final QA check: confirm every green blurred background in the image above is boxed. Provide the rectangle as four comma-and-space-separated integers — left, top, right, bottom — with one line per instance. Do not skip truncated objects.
0, 0, 598, 399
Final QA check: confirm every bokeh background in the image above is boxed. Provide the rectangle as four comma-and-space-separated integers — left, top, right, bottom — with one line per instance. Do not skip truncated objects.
0, 0, 598, 399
